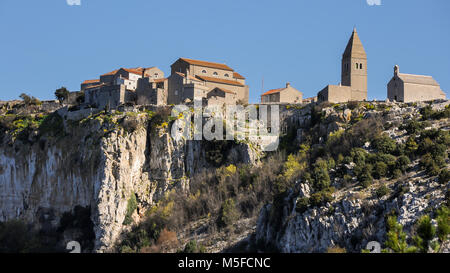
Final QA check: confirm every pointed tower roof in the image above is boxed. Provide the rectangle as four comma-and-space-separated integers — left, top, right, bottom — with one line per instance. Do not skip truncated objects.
343, 28, 366, 59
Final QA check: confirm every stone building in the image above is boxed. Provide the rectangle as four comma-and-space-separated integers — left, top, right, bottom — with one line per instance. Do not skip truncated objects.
81, 66, 164, 109
387, 65, 446, 102
167, 58, 249, 105
318, 28, 368, 103
261, 83, 303, 104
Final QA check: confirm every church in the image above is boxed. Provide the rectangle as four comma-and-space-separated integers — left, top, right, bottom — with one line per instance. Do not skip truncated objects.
317, 28, 368, 103
387, 65, 446, 102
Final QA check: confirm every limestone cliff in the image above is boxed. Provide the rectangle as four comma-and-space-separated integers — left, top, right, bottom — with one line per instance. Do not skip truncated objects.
0, 109, 260, 252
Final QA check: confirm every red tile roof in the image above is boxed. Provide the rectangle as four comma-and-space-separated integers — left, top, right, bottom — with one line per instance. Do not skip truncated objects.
101, 67, 146, 76
179, 58, 234, 71
195, 75, 245, 87
233, 72, 245, 80
82, 79, 100, 85
261, 88, 284, 96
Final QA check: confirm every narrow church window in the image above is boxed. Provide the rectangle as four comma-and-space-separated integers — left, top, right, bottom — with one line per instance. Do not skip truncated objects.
356, 63, 359, 69
360, 64, 363, 69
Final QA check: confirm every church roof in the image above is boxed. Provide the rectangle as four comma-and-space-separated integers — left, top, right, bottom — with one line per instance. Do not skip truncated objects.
178, 58, 234, 71
397, 73, 440, 86
343, 28, 366, 59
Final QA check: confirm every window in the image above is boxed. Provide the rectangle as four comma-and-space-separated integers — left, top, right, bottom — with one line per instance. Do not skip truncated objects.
356, 63, 359, 69
154, 73, 159, 78
213, 72, 218, 76
175, 90, 178, 96
224, 74, 229, 77
360, 63, 363, 69
202, 70, 207, 74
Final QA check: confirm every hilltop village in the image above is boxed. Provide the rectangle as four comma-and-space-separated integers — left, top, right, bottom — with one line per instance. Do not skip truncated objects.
74, 28, 446, 110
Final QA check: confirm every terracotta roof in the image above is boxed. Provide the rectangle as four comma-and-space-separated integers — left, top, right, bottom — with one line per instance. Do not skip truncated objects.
211, 87, 236, 95
179, 58, 234, 71
233, 72, 245, 80
101, 67, 146, 76
82, 79, 100, 85
195, 75, 245, 87
261, 88, 284, 96
397, 73, 440, 86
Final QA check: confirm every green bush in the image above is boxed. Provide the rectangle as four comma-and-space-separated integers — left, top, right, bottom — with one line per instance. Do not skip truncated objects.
376, 184, 390, 198
311, 165, 331, 191
384, 215, 417, 253
218, 198, 239, 229
182, 240, 206, 253
414, 215, 436, 253
438, 169, 450, 184
374, 161, 388, 179
295, 197, 309, 213
309, 188, 334, 207
372, 134, 397, 154
123, 194, 138, 225
350, 148, 366, 166
397, 155, 411, 173
436, 206, 450, 242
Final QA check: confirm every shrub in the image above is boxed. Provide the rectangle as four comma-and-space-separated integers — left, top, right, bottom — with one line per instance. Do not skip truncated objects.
414, 215, 436, 253
372, 134, 397, 155
182, 240, 206, 253
350, 148, 366, 166
397, 155, 411, 173
295, 197, 309, 213
384, 215, 416, 253
311, 165, 331, 191
374, 161, 388, 179
376, 184, 390, 198
438, 169, 450, 184
309, 188, 334, 207
218, 198, 239, 229
436, 206, 450, 242
123, 194, 138, 225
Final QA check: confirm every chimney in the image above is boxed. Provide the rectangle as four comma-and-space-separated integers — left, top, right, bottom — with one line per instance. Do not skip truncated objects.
286, 82, 291, 88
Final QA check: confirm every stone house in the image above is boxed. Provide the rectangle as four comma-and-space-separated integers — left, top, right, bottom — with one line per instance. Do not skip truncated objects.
167, 58, 249, 105
81, 66, 164, 109
261, 83, 303, 104
387, 65, 446, 102
318, 28, 368, 103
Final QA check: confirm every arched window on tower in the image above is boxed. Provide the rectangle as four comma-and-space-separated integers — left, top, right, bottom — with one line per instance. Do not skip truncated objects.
356, 63, 359, 69
360, 63, 363, 69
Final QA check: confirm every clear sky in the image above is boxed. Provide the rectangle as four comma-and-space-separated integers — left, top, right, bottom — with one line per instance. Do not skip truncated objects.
0, 0, 449, 103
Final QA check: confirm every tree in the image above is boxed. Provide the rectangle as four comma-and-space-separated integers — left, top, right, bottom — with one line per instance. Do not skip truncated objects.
19, 93, 32, 105
384, 215, 416, 253
414, 215, 436, 253
55, 87, 70, 103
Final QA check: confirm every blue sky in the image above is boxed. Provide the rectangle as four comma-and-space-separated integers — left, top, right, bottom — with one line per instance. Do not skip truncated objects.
0, 0, 449, 103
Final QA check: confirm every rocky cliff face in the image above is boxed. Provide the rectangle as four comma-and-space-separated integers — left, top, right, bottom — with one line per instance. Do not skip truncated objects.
255, 100, 450, 253
0, 110, 260, 252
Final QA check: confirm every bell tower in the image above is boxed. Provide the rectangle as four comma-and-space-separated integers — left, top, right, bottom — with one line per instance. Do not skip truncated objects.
341, 28, 367, 101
